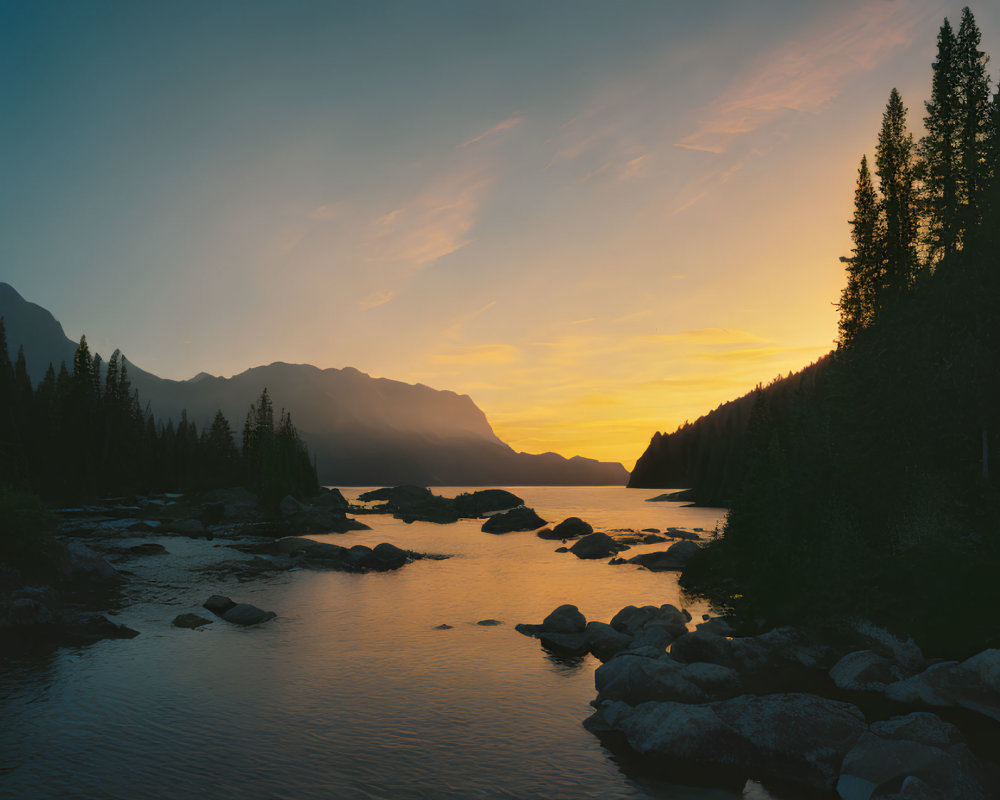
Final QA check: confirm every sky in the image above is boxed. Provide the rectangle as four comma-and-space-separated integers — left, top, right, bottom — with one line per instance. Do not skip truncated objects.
2, 0, 999, 467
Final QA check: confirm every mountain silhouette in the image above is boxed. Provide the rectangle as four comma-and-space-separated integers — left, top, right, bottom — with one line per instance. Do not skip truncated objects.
0, 283, 627, 486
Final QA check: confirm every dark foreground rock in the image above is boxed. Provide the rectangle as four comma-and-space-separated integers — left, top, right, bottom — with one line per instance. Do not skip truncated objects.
589, 693, 867, 793
481, 506, 547, 534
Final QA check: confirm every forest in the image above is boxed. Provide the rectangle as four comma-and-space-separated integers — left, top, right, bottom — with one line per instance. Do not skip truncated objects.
0, 329, 319, 510
680, 8, 1000, 657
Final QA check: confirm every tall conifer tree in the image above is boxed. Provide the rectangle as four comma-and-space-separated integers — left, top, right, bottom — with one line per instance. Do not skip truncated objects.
876, 89, 918, 298
956, 7, 991, 240
839, 155, 882, 346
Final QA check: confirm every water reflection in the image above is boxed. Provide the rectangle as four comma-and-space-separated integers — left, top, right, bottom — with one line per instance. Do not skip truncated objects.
0, 487, 732, 800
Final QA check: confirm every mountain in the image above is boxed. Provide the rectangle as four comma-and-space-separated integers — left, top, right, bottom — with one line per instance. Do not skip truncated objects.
0, 283, 627, 486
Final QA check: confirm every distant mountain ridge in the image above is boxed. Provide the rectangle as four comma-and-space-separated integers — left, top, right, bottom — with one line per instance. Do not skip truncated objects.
0, 283, 627, 486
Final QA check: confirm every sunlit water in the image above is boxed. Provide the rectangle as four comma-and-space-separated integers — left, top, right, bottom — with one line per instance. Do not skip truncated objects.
0, 487, 733, 800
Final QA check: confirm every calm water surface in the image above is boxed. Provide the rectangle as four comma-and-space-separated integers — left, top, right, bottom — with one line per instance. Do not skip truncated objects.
0, 487, 733, 800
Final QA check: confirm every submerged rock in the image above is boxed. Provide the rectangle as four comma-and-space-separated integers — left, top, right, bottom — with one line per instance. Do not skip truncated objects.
203, 595, 237, 616
476, 619, 502, 626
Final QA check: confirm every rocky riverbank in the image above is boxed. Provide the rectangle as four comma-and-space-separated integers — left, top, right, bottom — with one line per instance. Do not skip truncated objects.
0, 486, 448, 654
518, 603, 1000, 799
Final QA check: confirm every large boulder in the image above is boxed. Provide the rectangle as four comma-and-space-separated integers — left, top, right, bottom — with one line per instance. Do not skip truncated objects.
221, 603, 276, 626
610, 604, 690, 640
830, 650, 901, 692
585, 621, 634, 661
836, 729, 990, 800
481, 506, 546, 534
542, 604, 587, 634
279, 495, 307, 517
595, 653, 741, 705
357, 486, 459, 523
569, 531, 621, 559
713, 693, 866, 792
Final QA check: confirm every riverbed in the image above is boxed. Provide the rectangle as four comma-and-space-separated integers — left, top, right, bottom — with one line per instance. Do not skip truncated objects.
0, 486, 731, 800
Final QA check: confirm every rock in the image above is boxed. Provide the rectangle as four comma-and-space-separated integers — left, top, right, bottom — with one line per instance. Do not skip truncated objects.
595, 654, 741, 705
641, 528, 660, 533
554, 546, 569, 553
358, 485, 430, 504
645, 491, 694, 501
279, 495, 307, 517
63, 542, 122, 584
543, 604, 587, 634
453, 490, 523, 518
951, 649, 1000, 721
742, 780, 780, 800
569, 531, 622, 559
369, 542, 409, 570
129, 543, 168, 556
665, 526, 703, 540
837, 730, 990, 800
357, 486, 460, 523
870, 713, 965, 750
713, 693, 866, 792
311, 487, 349, 510
631, 626, 674, 651
831, 650, 901, 692
885, 662, 961, 708
481, 506, 546, 534
221, 603, 276, 626
849, 620, 926, 675
203, 595, 237, 616
610, 604, 690, 640
476, 619, 502, 626
642, 533, 667, 544
696, 617, 736, 636
585, 621, 633, 661
586, 698, 754, 764
670, 630, 735, 668
70, 613, 140, 640
434, 624, 453, 630
172, 613, 213, 629
538, 630, 590, 655
628, 540, 700, 571
551, 517, 593, 539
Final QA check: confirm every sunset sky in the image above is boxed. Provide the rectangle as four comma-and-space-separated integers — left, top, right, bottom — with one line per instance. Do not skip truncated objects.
3, 0, 998, 466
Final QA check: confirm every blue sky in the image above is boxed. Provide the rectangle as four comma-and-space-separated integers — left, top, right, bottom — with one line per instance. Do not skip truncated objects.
2, 0, 998, 464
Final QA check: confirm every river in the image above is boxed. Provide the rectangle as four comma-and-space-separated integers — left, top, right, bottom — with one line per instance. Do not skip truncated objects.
0, 486, 734, 800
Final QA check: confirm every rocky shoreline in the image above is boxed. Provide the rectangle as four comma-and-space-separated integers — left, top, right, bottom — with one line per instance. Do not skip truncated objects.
517, 602, 1000, 799
0, 485, 456, 653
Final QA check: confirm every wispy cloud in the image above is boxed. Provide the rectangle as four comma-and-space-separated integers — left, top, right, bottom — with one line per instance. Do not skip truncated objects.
361, 168, 493, 266
677, 1, 924, 154
432, 344, 520, 366
459, 114, 524, 148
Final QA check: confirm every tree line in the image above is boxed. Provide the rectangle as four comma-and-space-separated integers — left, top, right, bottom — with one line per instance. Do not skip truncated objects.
678, 7, 1000, 657
0, 326, 318, 508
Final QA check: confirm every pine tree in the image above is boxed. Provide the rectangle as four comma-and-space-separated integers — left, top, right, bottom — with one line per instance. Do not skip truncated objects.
956, 7, 991, 239
919, 18, 961, 264
876, 89, 918, 299
839, 155, 882, 346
